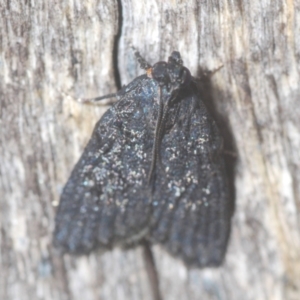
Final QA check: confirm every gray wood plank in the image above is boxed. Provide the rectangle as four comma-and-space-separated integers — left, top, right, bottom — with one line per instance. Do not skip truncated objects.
1, 0, 300, 299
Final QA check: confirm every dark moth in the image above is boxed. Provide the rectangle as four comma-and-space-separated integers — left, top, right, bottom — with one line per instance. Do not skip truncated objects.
54, 51, 231, 267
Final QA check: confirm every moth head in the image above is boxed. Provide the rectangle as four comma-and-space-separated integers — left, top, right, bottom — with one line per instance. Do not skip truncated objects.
167, 51, 191, 89
148, 51, 191, 91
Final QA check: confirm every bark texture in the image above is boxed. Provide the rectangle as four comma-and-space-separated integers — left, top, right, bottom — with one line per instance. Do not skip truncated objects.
1, 1, 300, 300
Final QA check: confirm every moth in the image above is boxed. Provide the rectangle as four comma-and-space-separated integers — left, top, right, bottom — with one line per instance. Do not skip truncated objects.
53, 51, 231, 267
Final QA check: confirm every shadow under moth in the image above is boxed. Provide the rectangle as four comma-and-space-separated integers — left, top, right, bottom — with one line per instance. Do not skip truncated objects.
53, 51, 231, 267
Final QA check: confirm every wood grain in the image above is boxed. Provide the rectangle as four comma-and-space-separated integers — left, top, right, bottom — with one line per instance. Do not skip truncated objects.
1, 0, 300, 299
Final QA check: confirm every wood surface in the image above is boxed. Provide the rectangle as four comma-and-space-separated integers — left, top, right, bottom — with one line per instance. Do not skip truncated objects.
1, 0, 300, 299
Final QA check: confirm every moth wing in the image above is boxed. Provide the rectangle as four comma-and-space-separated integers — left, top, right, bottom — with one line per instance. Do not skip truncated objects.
54, 79, 154, 254
149, 89, 231, 267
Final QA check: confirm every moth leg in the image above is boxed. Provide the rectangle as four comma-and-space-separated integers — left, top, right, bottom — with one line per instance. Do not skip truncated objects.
77, 93, 118, 104
59, 90, 116, 107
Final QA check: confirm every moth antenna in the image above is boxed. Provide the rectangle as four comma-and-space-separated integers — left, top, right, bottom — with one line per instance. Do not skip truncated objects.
192, 64, 224, 82
133, 48, 152, 70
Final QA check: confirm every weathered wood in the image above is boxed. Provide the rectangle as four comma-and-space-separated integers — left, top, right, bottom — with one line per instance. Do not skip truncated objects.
1, 0, 300, 300
0, 1, 153, 300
